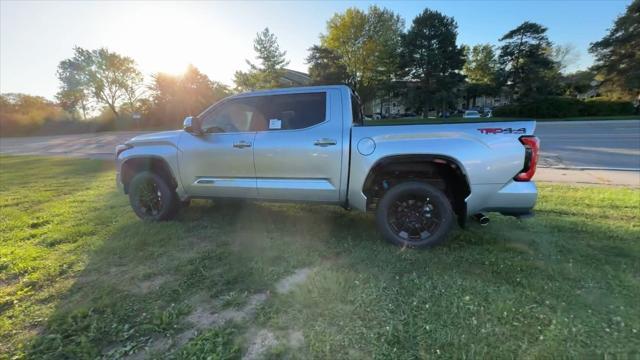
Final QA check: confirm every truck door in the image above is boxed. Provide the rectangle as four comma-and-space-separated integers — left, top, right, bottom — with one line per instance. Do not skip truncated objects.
252, 89, 344, 202
178, 97, 262, 198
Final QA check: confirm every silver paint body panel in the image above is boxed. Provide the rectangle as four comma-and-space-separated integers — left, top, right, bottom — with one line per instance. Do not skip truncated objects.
252, 88, 344, 202
116, 85, 537, 216
348, 120, 536, 215
178, 131, 257, 198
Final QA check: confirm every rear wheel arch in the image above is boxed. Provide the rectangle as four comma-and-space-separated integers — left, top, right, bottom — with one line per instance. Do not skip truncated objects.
362, 154, 471, 225
121, 156, 177, 194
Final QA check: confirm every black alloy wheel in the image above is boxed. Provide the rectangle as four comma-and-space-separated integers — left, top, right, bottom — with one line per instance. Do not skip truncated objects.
129, 171, 178, 221
376, 181, 454, 248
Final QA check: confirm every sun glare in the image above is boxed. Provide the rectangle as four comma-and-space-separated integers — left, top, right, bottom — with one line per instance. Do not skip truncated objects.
124, 4, 203, 76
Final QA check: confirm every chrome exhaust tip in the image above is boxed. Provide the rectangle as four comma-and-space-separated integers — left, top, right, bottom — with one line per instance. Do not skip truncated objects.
473, 213, 490, 226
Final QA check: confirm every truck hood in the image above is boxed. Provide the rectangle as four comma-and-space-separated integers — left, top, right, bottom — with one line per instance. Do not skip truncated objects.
126, 130, 182, 147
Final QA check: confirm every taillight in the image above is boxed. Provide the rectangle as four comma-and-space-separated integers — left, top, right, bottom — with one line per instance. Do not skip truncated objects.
514, 136, 539, 181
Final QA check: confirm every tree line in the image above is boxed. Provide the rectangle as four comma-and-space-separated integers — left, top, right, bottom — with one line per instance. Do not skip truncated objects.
1, 1, 637, 136
307, 2, 638, 114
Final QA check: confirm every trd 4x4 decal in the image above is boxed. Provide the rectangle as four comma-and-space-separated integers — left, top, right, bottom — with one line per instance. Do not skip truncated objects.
478, 127, 526, 134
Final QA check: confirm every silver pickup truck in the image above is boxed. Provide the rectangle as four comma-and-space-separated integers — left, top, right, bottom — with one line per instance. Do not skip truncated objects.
116, 85, 539, 248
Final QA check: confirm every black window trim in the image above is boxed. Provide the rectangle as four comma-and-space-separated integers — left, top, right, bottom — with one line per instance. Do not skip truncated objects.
198, 90, 331, 134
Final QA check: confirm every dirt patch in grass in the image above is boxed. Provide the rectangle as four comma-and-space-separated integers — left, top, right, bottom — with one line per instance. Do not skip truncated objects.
127, 267, 315, 358
275, 267, 314, 294
287, 330, 305, 348
243, 328, 278, 360
130, 274, 174, 295
129, 292, 271, 358
187, 292, 269, 329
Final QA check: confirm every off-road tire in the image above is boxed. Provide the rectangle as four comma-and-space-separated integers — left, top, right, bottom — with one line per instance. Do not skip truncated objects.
376, 181, 454, 248
128, 171, 179, 221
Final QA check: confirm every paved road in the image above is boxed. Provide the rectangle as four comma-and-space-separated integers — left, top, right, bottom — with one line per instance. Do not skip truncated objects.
0, 131, 148, 159
1, 120, 639, 170
536, 120, 640, 170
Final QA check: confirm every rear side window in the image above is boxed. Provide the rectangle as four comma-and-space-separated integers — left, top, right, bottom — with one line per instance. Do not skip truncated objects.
262, 92, 326, 130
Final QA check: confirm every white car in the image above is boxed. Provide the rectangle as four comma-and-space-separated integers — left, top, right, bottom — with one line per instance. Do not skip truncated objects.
463, 110, 481, 118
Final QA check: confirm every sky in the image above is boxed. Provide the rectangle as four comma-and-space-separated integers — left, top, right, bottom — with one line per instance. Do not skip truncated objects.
0, 0, 632, 100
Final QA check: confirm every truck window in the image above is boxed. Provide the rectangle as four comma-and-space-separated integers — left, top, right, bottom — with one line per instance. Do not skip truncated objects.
261, 92, 326, 130
200, 98, 266, 133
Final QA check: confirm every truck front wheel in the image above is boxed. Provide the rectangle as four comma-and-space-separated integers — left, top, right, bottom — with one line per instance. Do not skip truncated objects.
128, 171, 178, 221
376, 181, 454, 248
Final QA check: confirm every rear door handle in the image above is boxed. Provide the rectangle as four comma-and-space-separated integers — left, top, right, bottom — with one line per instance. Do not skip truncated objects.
314, 138, 337, 147
233, 141, 252, 149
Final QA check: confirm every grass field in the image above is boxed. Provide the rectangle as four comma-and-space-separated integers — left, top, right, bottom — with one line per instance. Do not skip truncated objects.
366, 115, 639, 126
1, 155, 639, 359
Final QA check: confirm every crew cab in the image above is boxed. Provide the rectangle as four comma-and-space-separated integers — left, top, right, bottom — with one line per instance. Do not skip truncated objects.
116, 85, 539, 248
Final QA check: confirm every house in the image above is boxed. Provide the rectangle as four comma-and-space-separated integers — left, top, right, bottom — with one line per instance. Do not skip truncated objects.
458, 93, 511, 110
367, 81, 511, 117
366, 80, 419, 116
576, 80, 601, 100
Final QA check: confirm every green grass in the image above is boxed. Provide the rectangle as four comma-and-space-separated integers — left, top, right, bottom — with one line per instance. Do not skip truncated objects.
367, 114, 639, 126
1, 155, 639, 359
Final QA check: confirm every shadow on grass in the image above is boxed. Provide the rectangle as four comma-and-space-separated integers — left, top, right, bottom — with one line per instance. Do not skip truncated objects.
17, 184, 640, 358
20, 192, 374, 358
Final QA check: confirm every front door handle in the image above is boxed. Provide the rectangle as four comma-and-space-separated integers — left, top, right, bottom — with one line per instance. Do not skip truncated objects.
314, 138, 337, 147
233, 141, 252, 149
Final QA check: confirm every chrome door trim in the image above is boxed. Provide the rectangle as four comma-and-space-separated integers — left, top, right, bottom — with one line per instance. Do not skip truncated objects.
256, 178, 336, 190
193, 177, 256, 189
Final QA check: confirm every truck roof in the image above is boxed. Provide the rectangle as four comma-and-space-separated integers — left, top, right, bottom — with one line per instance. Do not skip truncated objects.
229, 84, 352, 99
198, 84, 352, 118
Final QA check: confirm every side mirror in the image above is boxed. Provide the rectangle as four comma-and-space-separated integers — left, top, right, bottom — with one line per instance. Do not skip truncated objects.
183, 116, 202, 135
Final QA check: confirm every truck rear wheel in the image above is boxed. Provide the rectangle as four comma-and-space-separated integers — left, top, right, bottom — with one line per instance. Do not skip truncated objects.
376, 181, 454, 248
128, 171, 178, 221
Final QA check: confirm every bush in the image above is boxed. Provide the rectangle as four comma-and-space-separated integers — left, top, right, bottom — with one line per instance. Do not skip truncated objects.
493, 97, 635, 118
1, 93, 74, 136
582, 98, 636, 116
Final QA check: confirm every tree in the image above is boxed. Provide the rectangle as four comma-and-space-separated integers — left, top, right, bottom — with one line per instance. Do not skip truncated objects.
123, 74, 146, 115
552, 43, 579, 73
320, 6, 403, 103
56, 59, 91, 120
364, 6, 405, 105
589, 0, 639, 100
462, 44, 499, 107
234, 28, 290, 91
498, 22, 559, 99
306, 45, 349, 85
400, 8, 465, 114
561, 70, 597, 97
56, 47, 144, 118
149, 65, 230, 126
